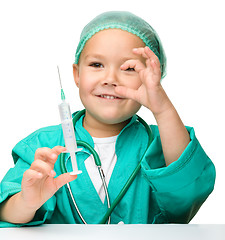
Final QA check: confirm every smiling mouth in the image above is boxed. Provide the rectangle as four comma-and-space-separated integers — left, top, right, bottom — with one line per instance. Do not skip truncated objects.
97, 94, 122, 100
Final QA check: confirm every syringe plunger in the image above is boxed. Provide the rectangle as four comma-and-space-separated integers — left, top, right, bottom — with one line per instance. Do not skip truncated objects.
58, 97, 82, 175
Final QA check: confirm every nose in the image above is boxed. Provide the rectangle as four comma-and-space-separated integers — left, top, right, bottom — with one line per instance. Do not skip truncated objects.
102, 67, 118, 87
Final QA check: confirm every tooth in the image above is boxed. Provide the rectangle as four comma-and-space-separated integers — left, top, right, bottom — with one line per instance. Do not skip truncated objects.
100, 95, 118, 99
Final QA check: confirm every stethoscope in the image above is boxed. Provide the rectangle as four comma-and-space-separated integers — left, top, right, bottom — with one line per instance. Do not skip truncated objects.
59, 110, 153, 224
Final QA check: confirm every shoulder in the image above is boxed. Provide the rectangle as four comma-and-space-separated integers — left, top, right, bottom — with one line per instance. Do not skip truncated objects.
12, 125, 64, 164
22, 125, 63, 146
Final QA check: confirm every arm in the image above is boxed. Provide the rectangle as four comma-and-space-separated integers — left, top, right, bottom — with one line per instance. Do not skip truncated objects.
116, 46, 190, 166
141, 126, 216, 223
0, 146, 76, 224
153, 91, 190, 166
0, 192, 37, 224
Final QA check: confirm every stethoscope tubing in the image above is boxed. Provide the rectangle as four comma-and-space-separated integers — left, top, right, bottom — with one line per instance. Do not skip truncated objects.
60, 140, 111, 224
99, 116, 153, 223
60, 110, 153, 224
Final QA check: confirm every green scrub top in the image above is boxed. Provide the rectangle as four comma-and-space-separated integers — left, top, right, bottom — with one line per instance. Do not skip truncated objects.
0, 112, 216, 227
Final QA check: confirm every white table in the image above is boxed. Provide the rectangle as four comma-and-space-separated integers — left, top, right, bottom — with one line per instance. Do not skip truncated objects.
0, 224, 224, 240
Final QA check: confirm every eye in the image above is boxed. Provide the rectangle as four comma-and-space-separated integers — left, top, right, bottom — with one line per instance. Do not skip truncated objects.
126, 67, 135, 71
90, 62, 103, 68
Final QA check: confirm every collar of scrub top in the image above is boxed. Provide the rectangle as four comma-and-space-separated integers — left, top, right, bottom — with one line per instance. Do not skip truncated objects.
66, 110, 153, 224
72, 110, 139, 149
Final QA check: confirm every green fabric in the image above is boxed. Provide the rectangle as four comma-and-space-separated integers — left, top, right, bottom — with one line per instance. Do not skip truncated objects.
0, 112, 215, 227
74, 11, 167, 79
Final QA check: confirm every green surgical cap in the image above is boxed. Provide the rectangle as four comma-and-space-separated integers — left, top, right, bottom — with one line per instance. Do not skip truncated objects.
75, 11, 167, 79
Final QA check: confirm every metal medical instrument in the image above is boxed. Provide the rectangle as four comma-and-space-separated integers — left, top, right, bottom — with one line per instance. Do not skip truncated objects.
57, 66, 82, 175
59, 110, 153, 224
57, 68, 112, 223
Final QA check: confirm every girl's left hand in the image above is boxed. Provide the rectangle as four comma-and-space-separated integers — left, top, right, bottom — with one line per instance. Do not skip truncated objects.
115, 46, 172, 117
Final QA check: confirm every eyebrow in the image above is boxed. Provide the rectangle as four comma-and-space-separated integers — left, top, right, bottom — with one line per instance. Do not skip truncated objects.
84, 54, 137, 62
84, 54, 104, 61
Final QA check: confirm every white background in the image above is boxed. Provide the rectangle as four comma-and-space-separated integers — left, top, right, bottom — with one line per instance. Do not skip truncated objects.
0, 0, 224, 223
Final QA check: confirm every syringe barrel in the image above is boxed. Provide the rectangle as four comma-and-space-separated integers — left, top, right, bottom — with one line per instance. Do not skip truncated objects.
58, 101, 77, 152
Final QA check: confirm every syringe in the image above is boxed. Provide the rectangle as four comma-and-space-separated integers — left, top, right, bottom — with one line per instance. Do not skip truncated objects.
57, 66, 82, 175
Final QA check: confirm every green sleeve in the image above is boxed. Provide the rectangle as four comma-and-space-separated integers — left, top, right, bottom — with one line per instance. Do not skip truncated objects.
141, 126, 216, 223
0, 128, 59, 228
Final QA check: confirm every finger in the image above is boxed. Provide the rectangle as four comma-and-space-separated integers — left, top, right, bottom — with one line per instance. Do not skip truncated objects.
149, 59, 161, 77
132, 47, 148, 58
54, 173, 77, 191
115, 85, 139, 102
144, 58, 161, 79
35, 147, 57, 162
35, 146, 66, 165
22, 169, 43, 185
30, 160, 56, 177
52, 146, 67, 155
144, 47, 160, 67
120, 59, 145, 73
142, 47, 161, 77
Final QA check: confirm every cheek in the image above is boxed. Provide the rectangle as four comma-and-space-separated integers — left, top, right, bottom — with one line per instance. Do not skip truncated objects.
78, 71, 90, 89
124, 75, 142, 89
79, 81, 91, 96
79, 68, 102, 90
78, 73, 97, 98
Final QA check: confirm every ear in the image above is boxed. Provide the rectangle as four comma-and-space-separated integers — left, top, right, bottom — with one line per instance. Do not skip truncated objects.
73, 64, 79, 87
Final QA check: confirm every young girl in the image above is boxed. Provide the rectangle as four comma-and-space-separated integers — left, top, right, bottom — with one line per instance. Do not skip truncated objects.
0, 11, 215, 226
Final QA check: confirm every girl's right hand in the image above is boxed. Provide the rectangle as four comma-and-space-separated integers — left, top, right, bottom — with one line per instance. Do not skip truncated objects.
21, 146, 77, 211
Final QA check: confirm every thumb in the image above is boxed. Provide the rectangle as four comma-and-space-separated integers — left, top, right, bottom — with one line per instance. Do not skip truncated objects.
115, 86, 139, 102
55, 173, 77, 191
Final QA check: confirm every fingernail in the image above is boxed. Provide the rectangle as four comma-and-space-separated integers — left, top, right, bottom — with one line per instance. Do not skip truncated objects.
133, 48, 138, 51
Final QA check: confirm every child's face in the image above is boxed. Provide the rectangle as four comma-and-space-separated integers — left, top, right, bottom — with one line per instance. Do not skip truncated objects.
73, 29, 145, 127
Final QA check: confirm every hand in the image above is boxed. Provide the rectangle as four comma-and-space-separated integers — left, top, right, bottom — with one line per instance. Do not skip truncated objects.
115, 47, 190, 166
21, 146, 77, 211
115, 46, 172, 116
